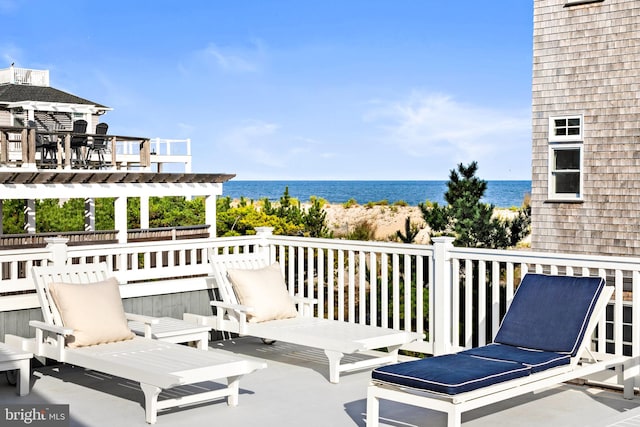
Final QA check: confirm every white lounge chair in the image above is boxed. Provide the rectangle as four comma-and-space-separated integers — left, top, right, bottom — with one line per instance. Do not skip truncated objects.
366, 273, 632, 427
5, 262, 266, 424
183, 253, 422, 384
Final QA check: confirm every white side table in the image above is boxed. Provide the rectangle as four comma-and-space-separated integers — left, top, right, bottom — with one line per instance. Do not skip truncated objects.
0, 342, 32, 396
128, 317, 211, 350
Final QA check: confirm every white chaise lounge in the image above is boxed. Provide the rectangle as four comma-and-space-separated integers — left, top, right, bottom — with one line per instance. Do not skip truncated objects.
5, 262, 266, 424
183, 253, 422, 383
366, 273, 631, 427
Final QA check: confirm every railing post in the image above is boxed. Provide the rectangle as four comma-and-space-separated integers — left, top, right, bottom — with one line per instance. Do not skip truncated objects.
0, 131, 7, 163
20, 128, 28, 166
64, 133, 71, 170
255, 227, 274, 262
140, 139, 151, 170
45, 237, 69, 266
26, 127, 36, 167
432, 236, 455, 356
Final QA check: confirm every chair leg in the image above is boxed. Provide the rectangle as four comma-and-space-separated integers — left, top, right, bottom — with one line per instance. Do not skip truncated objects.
324, 349, 344, 384
447, 407, 462, 427
227, 375, 241, 406
366, 385, 380, 427
18, 360, 30, 396
140, 383, 161, 424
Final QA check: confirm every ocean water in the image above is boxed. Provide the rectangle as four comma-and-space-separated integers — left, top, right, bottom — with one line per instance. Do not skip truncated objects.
222, 180, 531, 208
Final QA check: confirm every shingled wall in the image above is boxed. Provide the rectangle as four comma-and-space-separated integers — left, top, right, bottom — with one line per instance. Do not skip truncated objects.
531, 0, 640, 256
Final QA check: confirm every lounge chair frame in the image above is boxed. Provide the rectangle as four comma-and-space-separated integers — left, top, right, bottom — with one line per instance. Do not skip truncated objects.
183, 252, 422, 383
6, 262, 266, 424
366, 275, 631, 427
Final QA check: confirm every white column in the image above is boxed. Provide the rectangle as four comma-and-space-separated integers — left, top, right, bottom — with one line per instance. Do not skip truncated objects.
140, 196, 149, 229
205, 194, 216, 238
114, 196, 127, 243
84, 198, 95, 231
432, 236, 455, 356
23, 199, 36, 234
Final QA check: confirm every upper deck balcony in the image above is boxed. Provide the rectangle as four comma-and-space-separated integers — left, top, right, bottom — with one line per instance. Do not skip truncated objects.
0, 66, 50, 86
0, 124, 192, 172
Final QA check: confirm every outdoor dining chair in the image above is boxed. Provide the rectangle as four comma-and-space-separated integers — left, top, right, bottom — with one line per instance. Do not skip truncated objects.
85, 122, 109, 168
70, 119, 88, 168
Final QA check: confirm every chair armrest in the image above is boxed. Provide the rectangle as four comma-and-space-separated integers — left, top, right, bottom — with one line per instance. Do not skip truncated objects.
210, 301, 252, 335
210, 300, 255, 314
125, 313, 160, 325
291, 295, 317, 317
29, 320, 73, 336
291, 295, 318, 305
125, 313, 160, 338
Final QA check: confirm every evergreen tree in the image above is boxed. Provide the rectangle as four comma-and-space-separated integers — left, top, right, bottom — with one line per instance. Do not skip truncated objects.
420, 162, 530, 248
396, 216, 420, 243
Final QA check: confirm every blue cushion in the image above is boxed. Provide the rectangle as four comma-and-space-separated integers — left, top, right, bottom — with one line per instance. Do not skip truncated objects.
461, 343, 570, 373
493, 274, 604, 355
371, 353, 530, 395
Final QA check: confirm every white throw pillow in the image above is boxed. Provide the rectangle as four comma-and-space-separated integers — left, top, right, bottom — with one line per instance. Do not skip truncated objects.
226, 262, 298, 323
48, 277, 135, 348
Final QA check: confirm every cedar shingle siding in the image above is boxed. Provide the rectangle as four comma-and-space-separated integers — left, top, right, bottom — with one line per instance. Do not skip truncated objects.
531, 0, 640, 256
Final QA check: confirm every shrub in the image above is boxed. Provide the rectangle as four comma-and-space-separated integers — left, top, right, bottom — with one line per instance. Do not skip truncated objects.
343, 198, 358, 208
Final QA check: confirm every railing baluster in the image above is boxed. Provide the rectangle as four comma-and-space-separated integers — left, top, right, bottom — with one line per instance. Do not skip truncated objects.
478, 261, 487, 346
359, 251, 366, 324
491, 261, 500, 341
369, 252, 378, 327
381, 253, 389, 329
465, 259, 473, 348
403, 253, 411, 332
348, 250, 355, 323
327, 249, 335, 321
415, 255, 424, 338
392, 253, 400, 330
337, 250, 345, 322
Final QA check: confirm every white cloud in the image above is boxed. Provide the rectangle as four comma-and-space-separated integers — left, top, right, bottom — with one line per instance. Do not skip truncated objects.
199, 39, 265, 73
365, 92, 531, 164
219, 121, 332, 176
222, 120, 284, 167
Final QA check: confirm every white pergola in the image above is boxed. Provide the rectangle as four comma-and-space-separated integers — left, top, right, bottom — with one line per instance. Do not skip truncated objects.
0, 171, 234, 242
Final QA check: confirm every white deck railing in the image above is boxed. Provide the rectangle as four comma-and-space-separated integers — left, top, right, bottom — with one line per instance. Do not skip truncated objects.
116, 138, 191, 157
0, 230, 636, 372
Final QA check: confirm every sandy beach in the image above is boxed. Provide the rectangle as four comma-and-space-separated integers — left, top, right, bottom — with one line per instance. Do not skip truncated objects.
319, 203, 527, 245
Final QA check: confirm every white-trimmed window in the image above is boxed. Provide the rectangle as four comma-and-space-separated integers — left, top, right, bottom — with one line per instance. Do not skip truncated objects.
548, 115, 583, 201
549, 115, 582, 142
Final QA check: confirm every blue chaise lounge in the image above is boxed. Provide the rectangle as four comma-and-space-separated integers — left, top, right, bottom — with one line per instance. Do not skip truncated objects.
366, 273, 631, 427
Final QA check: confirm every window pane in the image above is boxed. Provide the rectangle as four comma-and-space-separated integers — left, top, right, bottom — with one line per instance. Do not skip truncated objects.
568, 118, 580, 126
555, 149, 580, 169
567, 127, 580, 135
555, 172, 580, 193
556, 128, 567, 136
554, 118, 567, 127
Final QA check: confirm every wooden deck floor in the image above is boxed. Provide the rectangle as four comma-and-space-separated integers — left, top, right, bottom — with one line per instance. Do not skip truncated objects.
0, 337, 638, 427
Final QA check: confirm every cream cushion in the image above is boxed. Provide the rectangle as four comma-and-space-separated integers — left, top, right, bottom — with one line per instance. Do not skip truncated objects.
227, 263, 298, 323
48, 277, 135, 348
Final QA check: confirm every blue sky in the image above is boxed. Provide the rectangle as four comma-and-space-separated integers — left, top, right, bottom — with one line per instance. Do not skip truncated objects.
1, 1, 533, 180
